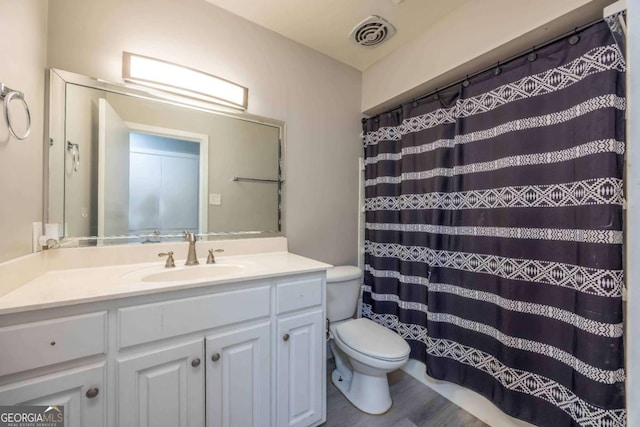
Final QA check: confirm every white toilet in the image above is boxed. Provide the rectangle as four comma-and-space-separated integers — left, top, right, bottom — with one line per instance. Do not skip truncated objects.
327, 266, 411, 415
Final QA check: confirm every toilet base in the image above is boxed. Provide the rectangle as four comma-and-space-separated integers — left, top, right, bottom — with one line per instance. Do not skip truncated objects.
331, 368, 392, 415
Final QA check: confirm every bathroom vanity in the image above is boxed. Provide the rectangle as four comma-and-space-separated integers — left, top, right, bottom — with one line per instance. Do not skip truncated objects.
0, 61, 329, 427
0, 242, 330, 427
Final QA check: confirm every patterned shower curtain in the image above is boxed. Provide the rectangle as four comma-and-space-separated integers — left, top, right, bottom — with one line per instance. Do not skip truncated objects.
362, 22, 625, 427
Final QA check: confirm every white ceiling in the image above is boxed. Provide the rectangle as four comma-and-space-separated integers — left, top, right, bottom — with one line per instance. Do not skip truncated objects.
204, 0, 469, 71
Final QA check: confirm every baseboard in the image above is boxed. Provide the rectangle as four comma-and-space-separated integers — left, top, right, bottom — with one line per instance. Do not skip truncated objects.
401, 359, 533, 427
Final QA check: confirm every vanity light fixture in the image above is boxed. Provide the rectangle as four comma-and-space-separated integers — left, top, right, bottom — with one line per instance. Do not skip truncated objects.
122, 52, 248, 110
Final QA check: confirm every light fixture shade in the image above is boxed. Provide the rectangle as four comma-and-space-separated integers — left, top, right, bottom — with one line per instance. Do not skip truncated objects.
122, 52, 248, 110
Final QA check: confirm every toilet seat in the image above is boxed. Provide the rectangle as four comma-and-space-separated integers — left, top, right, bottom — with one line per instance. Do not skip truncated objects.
334, 318, 410, 362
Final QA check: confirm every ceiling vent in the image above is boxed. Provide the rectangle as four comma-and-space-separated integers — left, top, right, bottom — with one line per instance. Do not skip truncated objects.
349, 15, 396, 48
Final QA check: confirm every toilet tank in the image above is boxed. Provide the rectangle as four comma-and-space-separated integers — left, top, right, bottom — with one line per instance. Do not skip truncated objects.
326, 266, 363, 322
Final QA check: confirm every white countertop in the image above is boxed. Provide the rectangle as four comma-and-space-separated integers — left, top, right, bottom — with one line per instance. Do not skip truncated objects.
0, 251, 332, 315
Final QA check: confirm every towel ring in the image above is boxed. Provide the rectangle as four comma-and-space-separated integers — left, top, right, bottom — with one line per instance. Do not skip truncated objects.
1, 83, 31, 141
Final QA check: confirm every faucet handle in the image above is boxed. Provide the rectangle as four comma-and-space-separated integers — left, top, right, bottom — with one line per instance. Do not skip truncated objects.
206, 249, 224, 264
158, 251, 176, 268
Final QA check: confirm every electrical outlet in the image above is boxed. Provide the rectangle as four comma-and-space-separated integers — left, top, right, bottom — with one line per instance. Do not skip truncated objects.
209, 194, 222, 205
32, 222, 43, 253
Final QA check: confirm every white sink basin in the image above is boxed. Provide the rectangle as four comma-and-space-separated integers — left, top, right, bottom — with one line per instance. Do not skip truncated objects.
119, 262, 248, 283
141, 264, 245, 282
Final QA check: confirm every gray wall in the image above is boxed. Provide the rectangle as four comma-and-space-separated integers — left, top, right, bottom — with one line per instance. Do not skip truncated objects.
47, 0, 363, 266
0, 0, 48, 263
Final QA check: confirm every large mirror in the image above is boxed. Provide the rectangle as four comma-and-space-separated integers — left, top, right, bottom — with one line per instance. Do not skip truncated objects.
47, 69, 283, 245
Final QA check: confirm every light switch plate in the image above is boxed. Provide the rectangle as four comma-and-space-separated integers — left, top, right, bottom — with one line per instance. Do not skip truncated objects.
209, 194, 222, 205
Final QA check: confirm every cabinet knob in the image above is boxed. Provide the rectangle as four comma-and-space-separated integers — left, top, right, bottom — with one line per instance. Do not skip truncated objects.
86, 387, 99, 399
283, 333, 290, 342
211, 353, 220, 362
191, 358, 201, 367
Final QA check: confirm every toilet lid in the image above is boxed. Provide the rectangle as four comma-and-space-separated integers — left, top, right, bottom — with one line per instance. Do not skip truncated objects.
335, 318, 410, 361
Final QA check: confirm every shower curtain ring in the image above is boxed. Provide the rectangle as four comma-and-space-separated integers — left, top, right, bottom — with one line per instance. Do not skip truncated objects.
462, 76, 470, 88
528, 47, 537, 62
569, 28, 580, 45
494, 61, 502, 76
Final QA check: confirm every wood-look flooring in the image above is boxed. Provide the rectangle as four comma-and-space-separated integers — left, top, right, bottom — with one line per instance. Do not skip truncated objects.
323, 363, 489, 427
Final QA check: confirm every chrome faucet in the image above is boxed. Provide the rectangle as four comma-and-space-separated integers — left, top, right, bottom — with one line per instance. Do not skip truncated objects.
183, 230, 199, 266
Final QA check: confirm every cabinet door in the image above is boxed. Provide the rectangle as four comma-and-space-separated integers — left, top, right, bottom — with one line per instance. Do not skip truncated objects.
276, 310, 323, 427
206, 322, 271, 427
117, 339, 204, 427
0, 363, 106, 427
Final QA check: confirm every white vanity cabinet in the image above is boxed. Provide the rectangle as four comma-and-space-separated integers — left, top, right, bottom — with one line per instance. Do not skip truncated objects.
206, 322, 271, 427
276, 310, 324, 427
117, 339, 205, 427
0, 270, 327, 427
275, 276, 326, 427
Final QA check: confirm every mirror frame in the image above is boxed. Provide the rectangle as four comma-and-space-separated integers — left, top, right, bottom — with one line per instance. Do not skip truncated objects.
45, 68, 286, 246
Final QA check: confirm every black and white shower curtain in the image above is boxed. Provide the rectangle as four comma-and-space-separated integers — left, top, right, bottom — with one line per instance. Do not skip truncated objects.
362, 22, 625, 427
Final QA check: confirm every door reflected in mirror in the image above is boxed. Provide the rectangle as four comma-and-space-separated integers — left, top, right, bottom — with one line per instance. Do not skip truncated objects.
127, 131, 202, 236
99, 97, 206, 236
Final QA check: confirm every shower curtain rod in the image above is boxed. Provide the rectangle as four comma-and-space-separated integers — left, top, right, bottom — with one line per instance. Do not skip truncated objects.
363, 16, 608, 123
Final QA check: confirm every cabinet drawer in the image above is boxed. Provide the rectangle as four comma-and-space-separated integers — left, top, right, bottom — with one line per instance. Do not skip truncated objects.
118, 286, 270, 348
276, 277, 322, 315
0, 312, 107, 376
